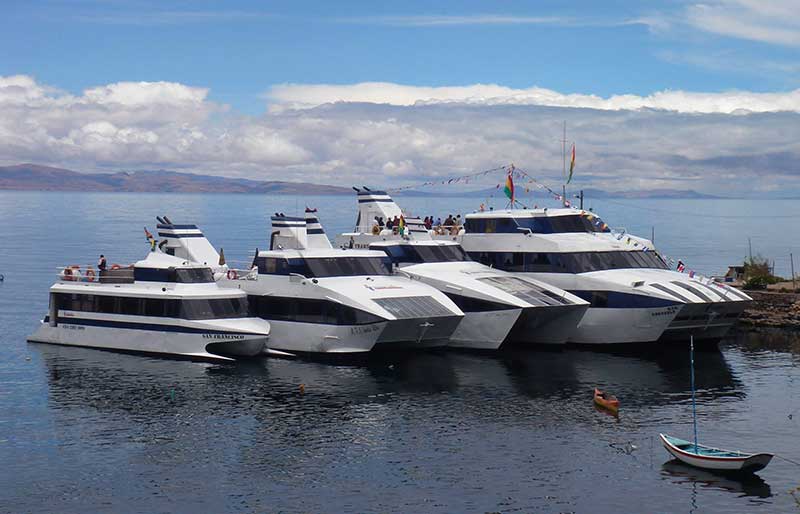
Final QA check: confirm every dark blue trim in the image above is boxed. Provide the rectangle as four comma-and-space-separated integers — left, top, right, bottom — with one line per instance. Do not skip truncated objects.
358, 190, 387, 196
156, 224, 198, 230
270, 216, 304, 222
358, 198, 393, 203
56, 317, 254, 335
305, 217, 319, 223
570, 290, 679, 309
307, 228, 325, 234
158, 232, 205, 238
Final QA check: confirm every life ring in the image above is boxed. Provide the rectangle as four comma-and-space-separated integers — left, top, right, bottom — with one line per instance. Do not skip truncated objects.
85, 268, 96, 282
62, 267, 74, 281
371, 225, 380, 235
111, 264, 121, 270
227, 269, 238, 280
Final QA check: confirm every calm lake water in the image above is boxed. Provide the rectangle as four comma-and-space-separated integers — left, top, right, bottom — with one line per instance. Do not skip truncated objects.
1, 191, 800, 513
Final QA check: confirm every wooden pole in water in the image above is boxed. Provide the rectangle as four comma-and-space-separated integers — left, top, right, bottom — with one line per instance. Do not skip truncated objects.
791, 252, 796, 292
690, 336, 698, 449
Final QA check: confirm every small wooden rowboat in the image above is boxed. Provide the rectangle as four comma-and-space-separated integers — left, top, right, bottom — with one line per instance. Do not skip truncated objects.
593, 388, 619, 413
660, 433, 773, 473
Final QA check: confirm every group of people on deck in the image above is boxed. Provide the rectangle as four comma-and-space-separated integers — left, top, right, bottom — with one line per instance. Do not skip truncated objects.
371, 214, 463, 236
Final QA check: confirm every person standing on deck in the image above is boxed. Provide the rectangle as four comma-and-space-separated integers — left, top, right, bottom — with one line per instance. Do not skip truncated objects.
97, 254, 107, 272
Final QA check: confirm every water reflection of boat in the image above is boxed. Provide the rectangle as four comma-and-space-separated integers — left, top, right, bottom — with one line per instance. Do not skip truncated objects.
499, 346, 741, 406
661, 460, 772, 498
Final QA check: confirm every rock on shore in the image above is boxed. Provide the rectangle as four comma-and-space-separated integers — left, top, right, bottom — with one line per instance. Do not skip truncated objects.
740, 290, 800, 330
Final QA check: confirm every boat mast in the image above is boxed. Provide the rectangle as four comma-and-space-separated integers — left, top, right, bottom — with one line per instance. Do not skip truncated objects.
561, 121, 568, 207
690, 335, 698, 449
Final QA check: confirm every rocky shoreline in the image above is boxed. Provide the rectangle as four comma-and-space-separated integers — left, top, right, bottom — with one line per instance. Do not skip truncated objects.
739, 290, 800, 330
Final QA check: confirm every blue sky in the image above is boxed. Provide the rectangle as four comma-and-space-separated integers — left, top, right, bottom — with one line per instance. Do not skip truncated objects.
3, 0, 798, 113
1, 1, 799, 195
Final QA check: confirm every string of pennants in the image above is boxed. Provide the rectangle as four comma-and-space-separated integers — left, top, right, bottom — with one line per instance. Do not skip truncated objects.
385, 165, 508, 192
386, 163, 716, 285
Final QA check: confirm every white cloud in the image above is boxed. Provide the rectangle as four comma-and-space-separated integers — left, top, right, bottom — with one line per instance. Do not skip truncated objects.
685, 0, 800, 47
1, 75, 799, 196
266, 81, 800, 114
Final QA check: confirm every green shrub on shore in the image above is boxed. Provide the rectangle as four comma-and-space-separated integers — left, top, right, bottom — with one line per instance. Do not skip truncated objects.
743, 255, 783, 290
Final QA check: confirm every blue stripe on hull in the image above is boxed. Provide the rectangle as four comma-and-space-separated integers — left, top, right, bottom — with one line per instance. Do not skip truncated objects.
56, 316, 256, 335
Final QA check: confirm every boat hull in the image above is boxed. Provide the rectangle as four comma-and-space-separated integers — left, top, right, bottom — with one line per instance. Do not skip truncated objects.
507, 304, 588, 345
659, 433, 773, 473
27, 319, 267, 361
262, 319, 384, 354
448, 308, 522, 350
569, 305, 679, 344
659, 302, 747, 343
375, 315, 463, 349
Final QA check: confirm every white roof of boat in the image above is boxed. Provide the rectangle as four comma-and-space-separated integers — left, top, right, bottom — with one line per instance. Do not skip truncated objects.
258, 248, 389, 258
134, 251, 208, 269
466, 208, 591, 219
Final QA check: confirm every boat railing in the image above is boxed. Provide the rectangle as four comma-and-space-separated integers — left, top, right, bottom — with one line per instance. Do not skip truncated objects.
56, 264, 134, 284
220, 266, 259, 281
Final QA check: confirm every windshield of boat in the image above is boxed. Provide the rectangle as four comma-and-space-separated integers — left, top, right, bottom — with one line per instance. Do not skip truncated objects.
374, 243, 469, 264
472, 250, 669, 273
303, 256, 392, 277
53, 292, 249, 319
133, 267, 214, 283
465, 214, 610, 234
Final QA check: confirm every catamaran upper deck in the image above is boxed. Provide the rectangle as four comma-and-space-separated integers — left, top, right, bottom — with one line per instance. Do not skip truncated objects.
463, 208, 611, 235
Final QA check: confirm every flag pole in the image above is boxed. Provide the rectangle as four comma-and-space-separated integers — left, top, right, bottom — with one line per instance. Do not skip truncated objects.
690, 335, 698, 449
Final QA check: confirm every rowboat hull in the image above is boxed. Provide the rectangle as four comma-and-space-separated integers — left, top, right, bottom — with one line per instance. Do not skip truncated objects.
660, 433, 772, 473
593, 388, 619, 413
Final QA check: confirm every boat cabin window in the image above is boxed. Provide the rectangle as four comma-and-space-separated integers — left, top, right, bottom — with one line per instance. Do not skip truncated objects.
465, 215, 610, 234
374, 244, 469, 264
133, 267, 214, 283
256, 255, 391, 277
472, 250, 668, 273
53, 293, 249, 320
304, 256, 392, 277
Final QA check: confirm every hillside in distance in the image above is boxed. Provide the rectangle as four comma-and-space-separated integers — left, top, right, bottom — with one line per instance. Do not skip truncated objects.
1, 163, 726, 199
0, 164, 352, 194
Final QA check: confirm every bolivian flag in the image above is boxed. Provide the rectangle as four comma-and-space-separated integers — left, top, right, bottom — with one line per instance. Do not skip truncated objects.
567, 143, 576, 184
503, 173, 515, 203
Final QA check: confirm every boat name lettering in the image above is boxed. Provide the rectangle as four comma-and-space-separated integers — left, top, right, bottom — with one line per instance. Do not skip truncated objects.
350, 325, 381, 335
202, 333, 246, 340
61, 324, 85, 331
651, 306, 680, 318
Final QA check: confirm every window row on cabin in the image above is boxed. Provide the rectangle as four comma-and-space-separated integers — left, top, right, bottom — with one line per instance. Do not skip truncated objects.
375, 244, 469, 264
464, 215, 610, 234
470, 251, 668, 273
53, 293, 248, 319
132, 267, 215, 283
255, 256, 392, 277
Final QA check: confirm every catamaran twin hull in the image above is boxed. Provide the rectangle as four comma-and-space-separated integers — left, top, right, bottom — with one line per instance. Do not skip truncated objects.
260, 314, 463, 355
28, 315, 268, 361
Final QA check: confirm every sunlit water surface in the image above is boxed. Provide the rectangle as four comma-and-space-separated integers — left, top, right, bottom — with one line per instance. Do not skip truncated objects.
1, 192, 799, 513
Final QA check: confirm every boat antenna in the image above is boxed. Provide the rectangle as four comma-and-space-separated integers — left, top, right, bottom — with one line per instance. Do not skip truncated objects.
690, 335, 698, 449
560, 121, 568, 207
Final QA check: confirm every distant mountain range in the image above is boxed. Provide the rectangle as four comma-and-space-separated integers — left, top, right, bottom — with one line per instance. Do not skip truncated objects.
0, 163, 723, 199
0, 164, 352, 195
396, 186, 724, 199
